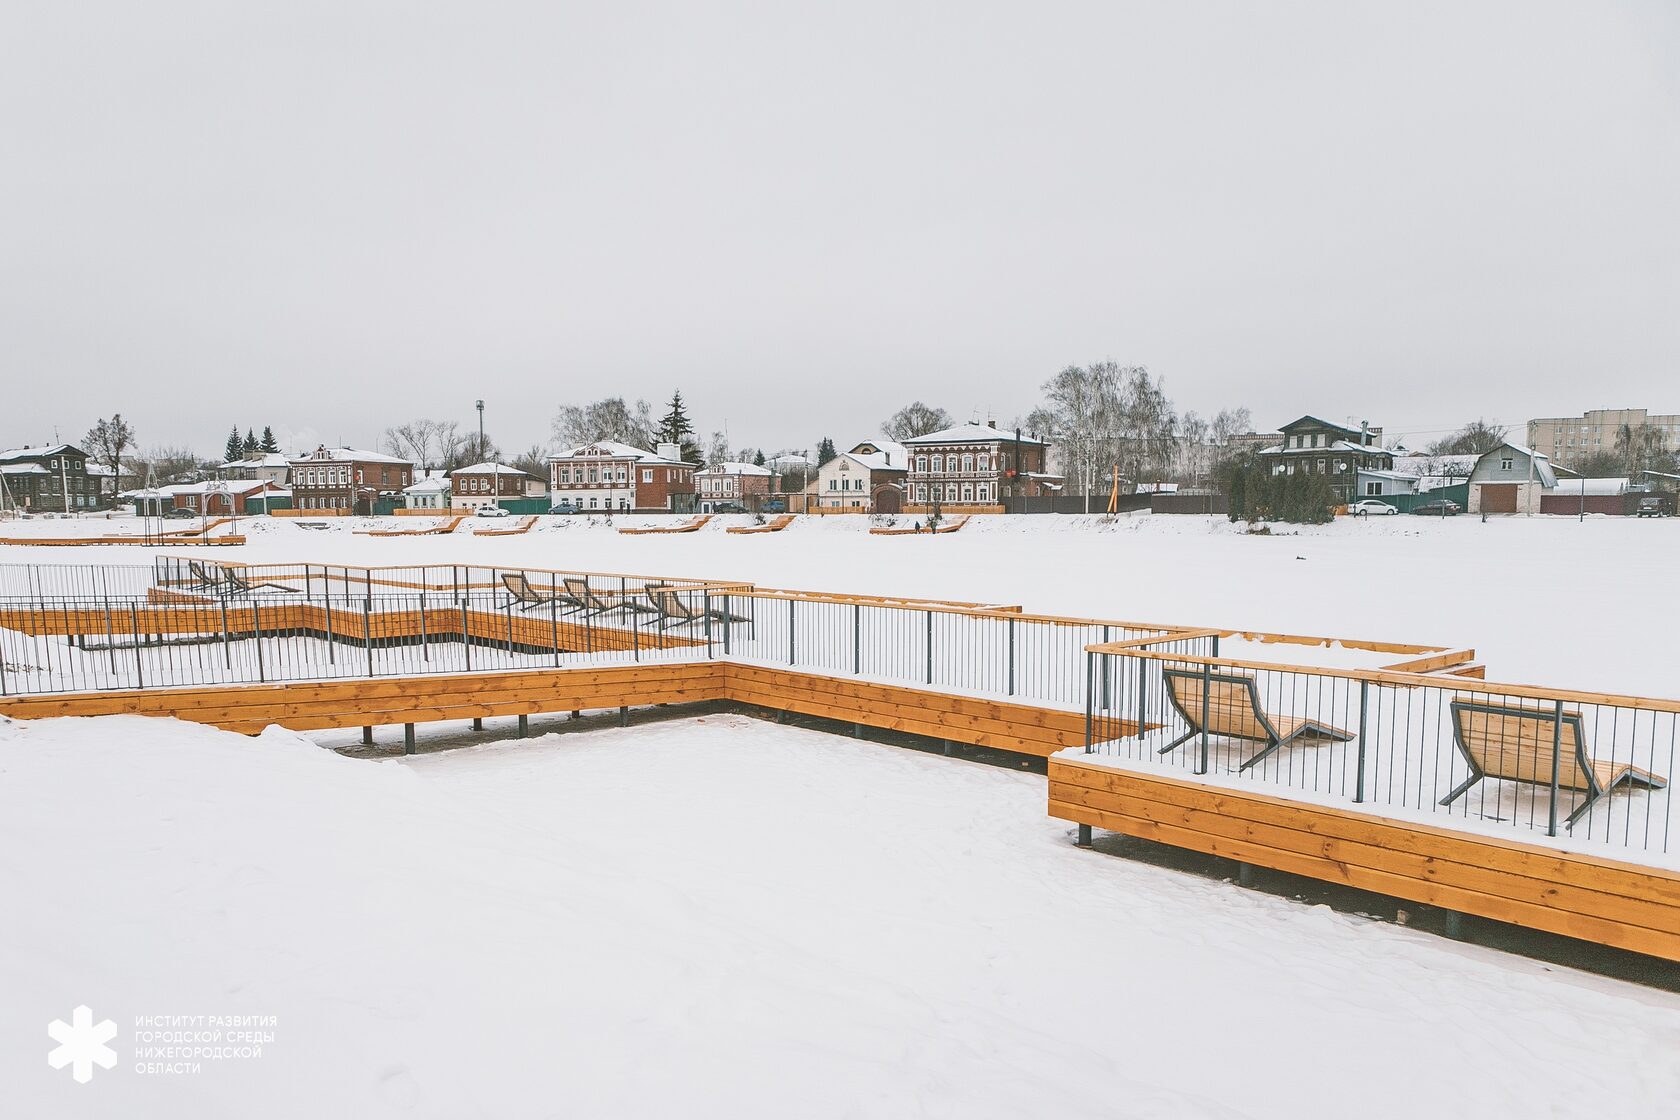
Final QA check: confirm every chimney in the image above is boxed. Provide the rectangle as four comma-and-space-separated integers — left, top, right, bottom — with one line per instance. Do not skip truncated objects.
656, 442, 681, 462
1360, 421, 1370, 446
988, 419, 997, 429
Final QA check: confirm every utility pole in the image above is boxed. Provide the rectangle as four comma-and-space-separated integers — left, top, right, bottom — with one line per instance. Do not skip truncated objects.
476, 399, 485, 462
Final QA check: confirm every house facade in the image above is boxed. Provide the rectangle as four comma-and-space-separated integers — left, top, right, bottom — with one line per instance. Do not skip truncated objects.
450, 462, 543, 511
287, 447, 413, 513
165, 479, 289, 515
1258, 416, 1393, 504
403, 473, 451, 510
902, 423, 1057, 508
815, 439, 908, 512
694, 462, 772, 512
1466, 442, 1557, 515
213, 453, 292, 487
547, 441, 695, 512
0, 444, 104, 511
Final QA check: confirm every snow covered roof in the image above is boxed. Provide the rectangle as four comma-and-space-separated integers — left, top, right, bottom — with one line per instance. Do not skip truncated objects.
215, 452, 291, 470
550, 441, 688, 467
0, 463, 50, 476
161, 479, 288, 497
902, 424, 1047, 446
451, 461, 535, 478
404, 476, 452, 493
1389, 453, 1477, 477
1260, 440, 1390, 456
1472, 443, 1558, 488
697, 461, 772, 476
827, 451, 906, 475
287, 447, 411, 466
1552, 477, 1628, 497
847, 439, 908, 465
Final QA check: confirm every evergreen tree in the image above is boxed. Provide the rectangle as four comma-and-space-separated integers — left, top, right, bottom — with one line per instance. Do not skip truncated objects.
259, 426, 279, 453
659, 391, 693, 445
242, 428, 258, 455
753, 449, 766, 467
816, 437, 837, 466
224, 426, 243, 463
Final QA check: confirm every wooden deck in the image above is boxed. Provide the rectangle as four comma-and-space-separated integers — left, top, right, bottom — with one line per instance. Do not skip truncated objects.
472, 516, 538, 536
619, 515, 712, 535
725, 515, 795, 535
870, 516, 969, 536
1048, 756, 1680, 962
356, 515, 466, 537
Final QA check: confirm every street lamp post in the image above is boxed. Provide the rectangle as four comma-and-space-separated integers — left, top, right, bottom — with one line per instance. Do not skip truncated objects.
476, 400, 486, 461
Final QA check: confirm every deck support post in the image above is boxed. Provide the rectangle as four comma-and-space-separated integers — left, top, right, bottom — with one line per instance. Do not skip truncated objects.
1442, 910, 1466, 939
403, 723, 415, 755
943, 739, 953, 756
570, 710, 580, 719
1236, 862, 1256, 888
619, 706, 629, 727
853, 723, 864, 738
472, 717, 483, 732
1076, 824, 1092, 847
518, 714, 529, 738
362, 726, 373, 746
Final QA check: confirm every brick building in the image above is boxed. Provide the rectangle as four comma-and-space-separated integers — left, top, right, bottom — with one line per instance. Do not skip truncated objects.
694, 462, 773, 512
450, 462, 544, 512
287, 447, 413, 513
0, 444, 104, 511
547, 441, 695, 512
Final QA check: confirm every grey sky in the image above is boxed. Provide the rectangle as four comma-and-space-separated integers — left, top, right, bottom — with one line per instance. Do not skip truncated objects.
3, 1, 1676, 459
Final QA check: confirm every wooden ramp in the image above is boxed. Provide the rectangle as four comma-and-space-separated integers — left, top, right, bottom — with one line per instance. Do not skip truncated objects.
1049, 757, 1680, 963
356, 515, 466, 537
473, 516, 538, 536
726, 515, 795, 535
619, 515, 712, 536
0, 517, 242, 547
870, 516, 969, 536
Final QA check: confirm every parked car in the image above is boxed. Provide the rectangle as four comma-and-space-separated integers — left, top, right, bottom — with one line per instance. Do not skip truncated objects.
765, 498, 787, 514
1636, 495, 1673, 518
473, 505, 510, 518
1411, 499, 1462, 517
1348, 499, 1398, 516
162, 507, 198, 519
550, 500, 579, 515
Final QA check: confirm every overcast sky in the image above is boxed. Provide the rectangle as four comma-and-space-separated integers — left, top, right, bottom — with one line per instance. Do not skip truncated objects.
3, 1, 1676, 459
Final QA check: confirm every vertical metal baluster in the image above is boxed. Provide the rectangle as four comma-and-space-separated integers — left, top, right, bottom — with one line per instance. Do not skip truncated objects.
130, 602, 143, 688
365, 599, 375, 677
1198, 660, 1212, 775
420, 592, 429, 662
1006, 616, 1015, 696
253, 600, 264, 682
462, 600, 472, 670
925, 610, 933, 684
788, 598, 796, 666
704, 591, 714, 658
853, 603, 861, 676
1548, 698, 1565, 836
1355, 680, 1369, 803
1084, 652, 1095, 753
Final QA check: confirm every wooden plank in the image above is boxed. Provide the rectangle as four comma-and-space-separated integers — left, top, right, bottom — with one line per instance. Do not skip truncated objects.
1050, 759, 1680, 906
1049, 797, 1680, 960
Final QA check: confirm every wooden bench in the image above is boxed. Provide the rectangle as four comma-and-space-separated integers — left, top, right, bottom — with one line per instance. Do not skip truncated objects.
1160, 667, 1353, 771
1443, 699, 1668, 829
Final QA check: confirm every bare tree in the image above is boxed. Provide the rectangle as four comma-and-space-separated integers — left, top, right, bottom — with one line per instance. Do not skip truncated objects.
131, 444, 201, 486
511, 444, 550, 479
881, 402, 952, 441
450, 431, 501, 469
381, 419, 462, 471
1427, 419, 1508, 457
84, 414, 136, 477
1033, 363, 1179, 502
705, 430, 729, 467
551, 397, 655, 449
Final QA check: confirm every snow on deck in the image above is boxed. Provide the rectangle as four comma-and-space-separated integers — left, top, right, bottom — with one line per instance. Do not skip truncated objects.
3, 712, 1678, 1117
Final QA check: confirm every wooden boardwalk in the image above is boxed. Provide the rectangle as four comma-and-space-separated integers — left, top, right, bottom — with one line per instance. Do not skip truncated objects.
726, 515, 795, 535
619, 515, 712, 535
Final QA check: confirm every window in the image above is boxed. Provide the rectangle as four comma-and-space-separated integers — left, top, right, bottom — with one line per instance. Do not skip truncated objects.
1366, 482, 1381, 496
978, 483, 991, 501
945, 455, 957, 473
642, 470, 653, 483
915, 456, 927, 473
1500, 457, 1513, 471
961, 455, 973, 473
588, 468, 598, 483
914, 485, 926, 501
829, 479, 837, 491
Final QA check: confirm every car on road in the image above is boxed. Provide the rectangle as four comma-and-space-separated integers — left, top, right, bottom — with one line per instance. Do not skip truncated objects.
1348, 499, 1398, 516
1411, 498, 1462, 516
1636, 495, 1673, 518
162, 508, 198, 519
473, 505, 510, 518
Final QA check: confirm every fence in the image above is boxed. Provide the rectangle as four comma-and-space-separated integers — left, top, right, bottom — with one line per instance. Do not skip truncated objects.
1083, 637, 1677, 860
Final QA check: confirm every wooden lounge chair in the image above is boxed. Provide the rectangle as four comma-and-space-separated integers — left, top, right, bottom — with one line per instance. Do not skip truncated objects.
649, 588, 752, 633
185, 559, 222, 592
1160, 667, 1354, 771
499, 572, 581, 613
562, 577, 656, 619
222, 569, 300, 595
1442, 699, 1668, 828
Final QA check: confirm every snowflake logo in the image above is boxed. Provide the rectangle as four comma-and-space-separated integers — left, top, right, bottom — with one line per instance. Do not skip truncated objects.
47, 1005, 117, 1084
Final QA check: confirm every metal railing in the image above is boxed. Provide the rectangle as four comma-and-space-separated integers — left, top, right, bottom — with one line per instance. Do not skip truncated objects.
1085, 643, 1678, 858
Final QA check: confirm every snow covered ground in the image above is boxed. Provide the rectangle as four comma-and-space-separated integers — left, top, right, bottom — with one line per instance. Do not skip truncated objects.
6, 712, 1680, 1118
2, 510, 1675, 693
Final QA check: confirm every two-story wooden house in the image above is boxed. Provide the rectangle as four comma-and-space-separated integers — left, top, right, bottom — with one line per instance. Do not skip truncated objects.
1257, 416, 1393, 504
450, 462, 544, 512
286, 447, 413, 513
547, 441, 696, 513
902, 423, 1057, 509
0, 444, 103, 511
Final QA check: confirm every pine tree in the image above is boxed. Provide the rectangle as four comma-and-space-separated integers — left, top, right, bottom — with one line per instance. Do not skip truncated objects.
816, 438, 837, 466
225, 426, 243, 463
242, 429, 258, 455
753, 449, 766, 467
659, 391, 693, 445
259, 426, 279, 453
